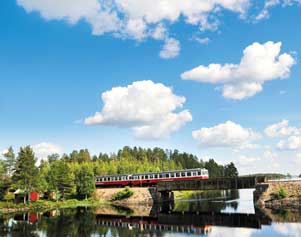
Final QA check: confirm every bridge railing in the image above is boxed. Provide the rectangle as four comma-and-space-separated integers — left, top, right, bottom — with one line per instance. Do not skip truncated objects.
157, 176, 267, 192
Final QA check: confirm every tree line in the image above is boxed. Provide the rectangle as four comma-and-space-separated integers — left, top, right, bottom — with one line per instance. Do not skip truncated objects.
0, 146, 238, 202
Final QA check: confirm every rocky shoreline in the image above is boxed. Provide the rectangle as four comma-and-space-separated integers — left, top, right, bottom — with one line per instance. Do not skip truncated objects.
254, 181, 301, 210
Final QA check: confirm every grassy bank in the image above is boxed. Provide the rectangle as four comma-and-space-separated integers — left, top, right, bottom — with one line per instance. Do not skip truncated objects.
0, 199, 108, 214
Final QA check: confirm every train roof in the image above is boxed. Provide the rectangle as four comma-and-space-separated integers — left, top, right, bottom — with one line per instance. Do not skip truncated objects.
95, 168, 208, 178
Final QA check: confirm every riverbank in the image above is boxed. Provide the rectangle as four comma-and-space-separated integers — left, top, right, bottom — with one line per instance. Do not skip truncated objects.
255, 181, 301, 210
0, 199, 108, 214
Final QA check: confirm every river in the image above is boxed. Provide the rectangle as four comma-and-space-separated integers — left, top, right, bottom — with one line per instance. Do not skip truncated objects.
1, 189, 301, 236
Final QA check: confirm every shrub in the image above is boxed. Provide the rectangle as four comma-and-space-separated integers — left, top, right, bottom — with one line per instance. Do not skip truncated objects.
272, 187, 287, 200
111, 187, 134, 201
3, 192, 14, 202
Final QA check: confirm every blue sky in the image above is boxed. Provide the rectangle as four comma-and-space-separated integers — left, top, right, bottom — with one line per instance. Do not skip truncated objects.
0, 0, 301, 174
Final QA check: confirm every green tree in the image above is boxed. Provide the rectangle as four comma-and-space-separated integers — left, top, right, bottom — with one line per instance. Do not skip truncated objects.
78, 149, 91, 163
0, 176, 11, 200
76, 164, 95, 199
36, 160, 50, 192
3, 146, 16, 176
47, 160, 75, 200
224, 162, 239, 177
47, 153, 60, 163
12, 146, 38, 203
205, 159, 224, 178
0, 159, 5, 177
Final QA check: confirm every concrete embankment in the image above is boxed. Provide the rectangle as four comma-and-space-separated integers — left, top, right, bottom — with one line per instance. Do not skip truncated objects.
254, 181, 301, 209
95, 187, 157, 205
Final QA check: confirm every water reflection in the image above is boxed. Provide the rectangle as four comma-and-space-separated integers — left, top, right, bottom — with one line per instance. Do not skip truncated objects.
0, 189, 301, 237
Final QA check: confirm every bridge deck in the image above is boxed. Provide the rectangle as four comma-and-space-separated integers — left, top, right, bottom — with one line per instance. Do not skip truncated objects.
157, 176, 266, 192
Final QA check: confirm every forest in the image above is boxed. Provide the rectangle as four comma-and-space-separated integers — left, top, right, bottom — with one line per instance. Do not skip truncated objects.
0, 146, 238, 202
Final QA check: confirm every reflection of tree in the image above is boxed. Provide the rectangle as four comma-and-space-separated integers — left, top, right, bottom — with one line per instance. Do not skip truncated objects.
76, 208, 97, 237
109, 227, 164, 237
110, 204, 134, 216
173, 199, 226, 212
9, 221, 39, 237
97, 226, 109, 236
173, 189, 240, 212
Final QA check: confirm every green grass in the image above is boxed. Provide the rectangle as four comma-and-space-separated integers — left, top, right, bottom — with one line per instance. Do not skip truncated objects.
0, 198, 107, 214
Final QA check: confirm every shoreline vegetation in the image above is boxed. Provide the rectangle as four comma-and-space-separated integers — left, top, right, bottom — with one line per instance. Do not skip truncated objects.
0, 198, 108, 215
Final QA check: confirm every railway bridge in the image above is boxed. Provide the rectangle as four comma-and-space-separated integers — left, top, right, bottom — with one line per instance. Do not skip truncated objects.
155, 176, 267, 203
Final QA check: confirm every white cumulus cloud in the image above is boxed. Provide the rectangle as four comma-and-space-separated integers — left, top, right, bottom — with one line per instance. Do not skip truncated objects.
264, 120, 301, 138
256, 0, 280, 20
16, 0, 255, 58
256, 0, 301, 20
159, 38, 180, 59
1, 149, 9, 156
32, 142, 62, 158
181, 41, 296, 100
192, 121, 261, 148
85, 80, 192, 139
277, 136, 301, 150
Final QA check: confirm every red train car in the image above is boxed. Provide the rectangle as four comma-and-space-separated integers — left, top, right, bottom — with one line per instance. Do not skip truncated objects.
95, 168, 209, 187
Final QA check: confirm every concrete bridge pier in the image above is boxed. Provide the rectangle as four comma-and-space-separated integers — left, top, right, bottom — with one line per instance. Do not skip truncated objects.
159, 191, 174, 203
158, 191, 175, 213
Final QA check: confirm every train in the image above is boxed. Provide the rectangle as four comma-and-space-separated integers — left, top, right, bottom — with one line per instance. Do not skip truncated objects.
95, 168, 209, 187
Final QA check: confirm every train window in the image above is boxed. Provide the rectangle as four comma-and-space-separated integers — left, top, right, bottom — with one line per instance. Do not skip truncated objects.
159, 174, 163, 178
198, 171, 201, 176
171, 173, 175, 178
181, 172, 186, 177
187, 172, 191, 177
176, 173, 180, 177
154, 174, 158, 179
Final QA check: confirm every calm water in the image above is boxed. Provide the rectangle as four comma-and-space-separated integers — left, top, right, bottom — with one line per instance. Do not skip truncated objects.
1, 189, 301, 237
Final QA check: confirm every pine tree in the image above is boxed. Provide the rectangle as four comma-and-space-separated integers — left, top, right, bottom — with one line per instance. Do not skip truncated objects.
47, 160, 75, 200
12, 146, 38, 203
224, 162, 239, 177
3, 146, 16, 176
0, 160, 5, 177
